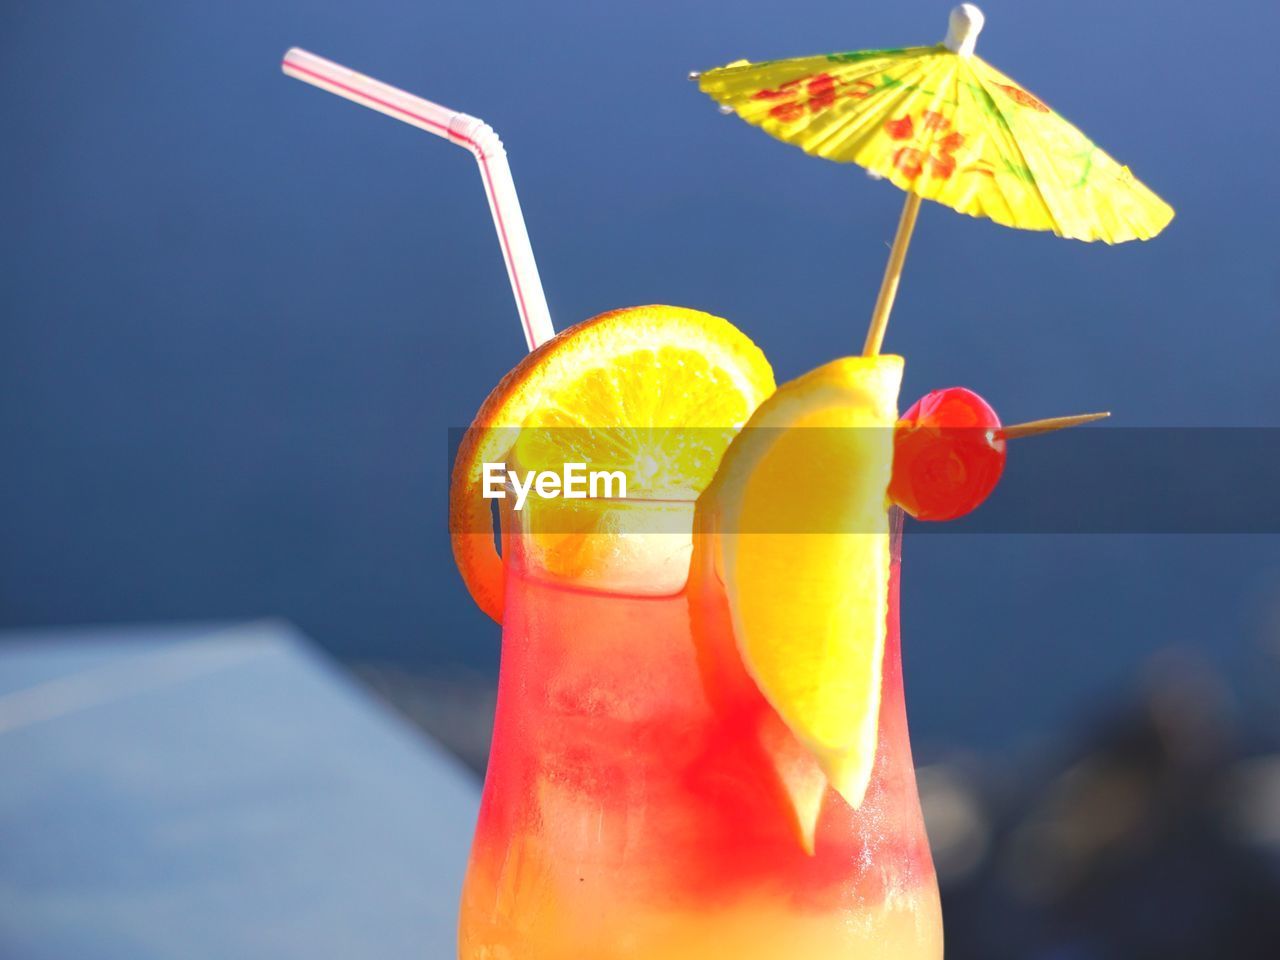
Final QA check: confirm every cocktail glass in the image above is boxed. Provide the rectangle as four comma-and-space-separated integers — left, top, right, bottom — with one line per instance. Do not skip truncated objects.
458, 495, 941, 959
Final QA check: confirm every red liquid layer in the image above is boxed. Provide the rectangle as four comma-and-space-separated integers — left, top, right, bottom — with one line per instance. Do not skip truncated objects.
459, 531, 942, 959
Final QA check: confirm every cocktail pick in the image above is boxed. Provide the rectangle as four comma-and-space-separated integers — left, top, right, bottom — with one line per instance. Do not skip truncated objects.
1002, 411, 1109, 440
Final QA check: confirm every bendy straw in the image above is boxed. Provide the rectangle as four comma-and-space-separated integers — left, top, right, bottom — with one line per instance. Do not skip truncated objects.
283, 48, 555, 351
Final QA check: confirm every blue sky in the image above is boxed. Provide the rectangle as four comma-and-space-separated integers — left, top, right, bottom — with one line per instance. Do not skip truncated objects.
3, 0, 1278, 756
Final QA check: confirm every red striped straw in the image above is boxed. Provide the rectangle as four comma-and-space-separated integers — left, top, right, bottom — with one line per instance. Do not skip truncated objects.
282, 48, 555, 351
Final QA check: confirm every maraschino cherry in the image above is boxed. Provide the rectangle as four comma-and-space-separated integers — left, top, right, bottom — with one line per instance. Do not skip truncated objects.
890, 387, 1006, 521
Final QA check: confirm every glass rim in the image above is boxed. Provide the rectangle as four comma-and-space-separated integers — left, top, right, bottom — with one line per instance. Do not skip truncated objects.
497, 479, 699, 507
495, 486, 913, 515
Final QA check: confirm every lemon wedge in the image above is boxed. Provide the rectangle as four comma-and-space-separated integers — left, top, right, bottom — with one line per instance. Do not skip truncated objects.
701, 356, 903, 816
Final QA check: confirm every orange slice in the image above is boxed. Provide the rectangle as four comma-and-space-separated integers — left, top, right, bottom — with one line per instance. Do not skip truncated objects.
450, 305, 774, 621
700, 356, 903, 816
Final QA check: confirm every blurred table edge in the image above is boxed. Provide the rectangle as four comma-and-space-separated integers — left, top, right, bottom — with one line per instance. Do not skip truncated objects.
0, 618, 480, 960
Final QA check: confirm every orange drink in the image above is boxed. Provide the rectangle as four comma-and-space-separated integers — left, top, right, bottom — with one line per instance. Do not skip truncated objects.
458, 501, 940, 959
284, 35, 1135, 958
452, 307, 942, 958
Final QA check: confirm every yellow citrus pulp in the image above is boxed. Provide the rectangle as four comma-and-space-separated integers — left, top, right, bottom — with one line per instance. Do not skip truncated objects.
698, 356, 904, 839
449, 305, 774, 621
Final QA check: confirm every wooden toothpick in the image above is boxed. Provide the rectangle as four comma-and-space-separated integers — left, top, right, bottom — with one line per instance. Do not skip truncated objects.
862, 192, 922, 356
1000, 411, 1110, 440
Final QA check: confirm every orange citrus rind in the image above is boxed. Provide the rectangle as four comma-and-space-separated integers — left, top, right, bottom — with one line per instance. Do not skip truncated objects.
450, 305, 774, 621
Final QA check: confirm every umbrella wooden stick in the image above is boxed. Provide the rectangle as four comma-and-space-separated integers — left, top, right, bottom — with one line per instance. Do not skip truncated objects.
862, 191, 922, 356
862, 5, 985, 357
1001, 411, 1109, 440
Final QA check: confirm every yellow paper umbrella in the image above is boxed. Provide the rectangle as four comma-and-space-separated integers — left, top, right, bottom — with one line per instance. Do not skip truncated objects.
694, 4, 1174, 354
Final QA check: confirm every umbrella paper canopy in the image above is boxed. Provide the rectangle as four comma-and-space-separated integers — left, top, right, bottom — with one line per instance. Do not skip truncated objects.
697, 7, 1173, 244
694, 5, 1173, 356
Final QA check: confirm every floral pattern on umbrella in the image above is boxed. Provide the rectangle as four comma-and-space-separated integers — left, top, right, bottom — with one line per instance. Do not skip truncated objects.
697, 43, 1172, 242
